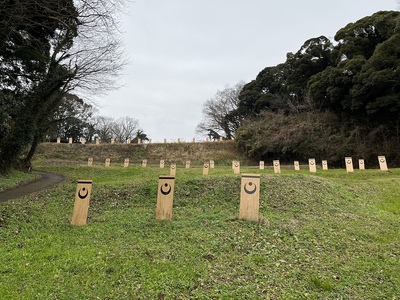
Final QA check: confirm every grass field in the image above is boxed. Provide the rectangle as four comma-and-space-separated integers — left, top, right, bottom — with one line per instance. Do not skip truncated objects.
1, 161, 399, 299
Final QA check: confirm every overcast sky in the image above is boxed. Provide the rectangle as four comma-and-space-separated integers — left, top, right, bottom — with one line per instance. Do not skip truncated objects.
93, 0, 397, 142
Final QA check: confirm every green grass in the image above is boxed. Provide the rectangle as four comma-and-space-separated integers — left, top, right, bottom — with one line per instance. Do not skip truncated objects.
0, 170, 40, 192
1, 162, 399, 299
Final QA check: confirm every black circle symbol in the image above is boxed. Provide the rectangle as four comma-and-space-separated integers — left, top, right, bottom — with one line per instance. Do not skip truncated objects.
204, 164, 209, 168
78, 187, 89, 199
171, 165, 175, 169
274, 162, 279, 166
380, 158, 385, 163
294, 162, 299, 166
322, 161, 327, 165
244, 182, 257, 195
234, 163, 239, 167
310, 161, 315, 165
160, 183, 171, 195
346, 159, 352, 164
359, 160, 364, 165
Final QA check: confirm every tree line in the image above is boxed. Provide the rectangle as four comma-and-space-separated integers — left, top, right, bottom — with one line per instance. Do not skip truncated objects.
197, 10, 400, 166
45, 94, 147, 144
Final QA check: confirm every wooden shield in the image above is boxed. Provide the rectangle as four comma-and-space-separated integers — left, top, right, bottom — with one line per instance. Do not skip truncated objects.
239, 174, 260, 222
156, 176, 175, 220
71, 180, 93, 226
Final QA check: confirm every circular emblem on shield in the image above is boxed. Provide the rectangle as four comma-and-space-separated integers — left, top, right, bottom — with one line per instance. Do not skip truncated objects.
346, 159, 352, 164
380, 158, 386, 163
78, 187, 89, 199
244, 182, 257, 195
310, 160, 315, 165
160, 183, 172, 195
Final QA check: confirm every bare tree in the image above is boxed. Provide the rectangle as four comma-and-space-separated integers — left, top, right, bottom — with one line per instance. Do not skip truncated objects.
196, 81, 245, 140
111, 116, 141, 143
92, 116, 115, 142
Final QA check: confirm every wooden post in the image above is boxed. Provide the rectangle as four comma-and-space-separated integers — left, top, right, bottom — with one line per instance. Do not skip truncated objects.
210, 160, 215, 169
96, 138, 99, 145
105, 158, 110, 167
259, 161, 264, 170
111, 138, 115, 144
309, 158, 317, 173
160, 160, 165, 168
57, 137, 61, 144
203, 163, 209, 175
81, 138, 86, 145
156, 176, 175, 220
345, 157, 354, 173
68, 137, 72, 144
273, 160, 281, 174
239, 174, 260, 222
233, 161, 240, 174
124, 158, 129, 168
138, 138, 141, 144
378, 156, 388, 171
142, 159, 147, 168
87, 157, 93, 167
71, 180, 93, 226
294, 161, 300, 171
126, 138, 131, 144
359, 159, 365, 170
322, 160, 328, 170
185, 160, 191, 169
170, 163, 176, 176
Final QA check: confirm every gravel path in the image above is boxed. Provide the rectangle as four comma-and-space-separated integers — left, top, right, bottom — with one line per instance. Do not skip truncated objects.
0, 171, 64, 202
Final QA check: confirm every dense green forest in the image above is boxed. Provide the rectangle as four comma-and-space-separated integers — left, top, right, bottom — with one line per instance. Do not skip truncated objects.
234, 11, 400, 166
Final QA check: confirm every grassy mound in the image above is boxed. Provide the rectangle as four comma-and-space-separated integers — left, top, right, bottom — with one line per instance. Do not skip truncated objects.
1, 165, 399, 299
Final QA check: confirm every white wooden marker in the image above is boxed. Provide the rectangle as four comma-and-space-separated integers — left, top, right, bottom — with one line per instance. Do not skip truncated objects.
138, 138, 141, 144
345, 157, 354, 173
210, 160, 215, 169
105, 158, 110, 167
273, 160, 281, 174
203, 163, 209, 175
259, 161, 264, 170
57, 137, 60, 144
124, 158, 129, 168
156, 176, 175, 220
322, 160, 328, 170
378, 156, 388, 171
81, 138, 86, 145
359, 159, 365, 170
111, 138, 115, 144
142, 159, 147, 168
68, 137, 72, 144
96, 138, 99, 145
170, 163, 176, 176
233, 161, 240, 174
87, 157, 93, 167
309, 158, 317, 173
185, 160, 191, 169
126, 138, 131, 144
239, 174, 260, 222
71, 180, 93, 226
160, 160, 165, 168
294, 161, 300, 171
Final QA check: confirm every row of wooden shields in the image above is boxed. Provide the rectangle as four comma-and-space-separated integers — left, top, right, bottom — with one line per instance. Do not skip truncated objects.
71, 174, 261, 226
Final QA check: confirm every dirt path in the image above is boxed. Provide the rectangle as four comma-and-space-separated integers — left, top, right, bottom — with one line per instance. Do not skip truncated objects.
0, 171, 64, 202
